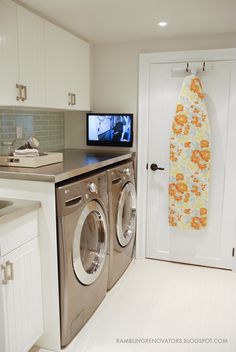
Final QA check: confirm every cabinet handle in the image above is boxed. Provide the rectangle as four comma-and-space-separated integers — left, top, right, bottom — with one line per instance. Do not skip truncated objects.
73, 94, 76, 105
68, 93, 72, 106
1, 264, 8, 285
16, 83, 22, 101
6, 261, 14, 281
68, 93, 76, 106
21, 85, 27, 102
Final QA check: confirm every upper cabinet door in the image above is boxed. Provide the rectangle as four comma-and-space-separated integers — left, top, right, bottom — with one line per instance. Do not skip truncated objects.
45, 22, 90, 110
74, 38, 90, 111
67, 34, 90, 111
77, 40, 90, 111
45, 22, 72, 109
17, 6, 46, 107
0, 0, 19, 106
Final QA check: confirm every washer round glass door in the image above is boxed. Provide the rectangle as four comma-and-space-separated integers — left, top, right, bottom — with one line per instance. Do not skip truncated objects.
72, 200, 108, 285
116, 182, 136, 247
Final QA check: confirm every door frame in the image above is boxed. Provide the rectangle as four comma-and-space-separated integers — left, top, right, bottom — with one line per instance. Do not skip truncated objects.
137, 48, 236, 272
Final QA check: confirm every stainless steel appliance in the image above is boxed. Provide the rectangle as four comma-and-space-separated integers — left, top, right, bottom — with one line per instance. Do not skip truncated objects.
56, 171, 109, 348
107, 161, 136, 290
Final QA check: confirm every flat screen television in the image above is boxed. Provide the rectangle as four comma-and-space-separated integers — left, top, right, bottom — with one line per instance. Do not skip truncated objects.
86, 113, 133, 147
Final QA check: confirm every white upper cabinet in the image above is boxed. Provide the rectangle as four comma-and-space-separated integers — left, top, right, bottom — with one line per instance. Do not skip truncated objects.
66, 33, 90, 110
45, 22, 72, 110
0, 0, 19, 106
76, 38, 90, 110
0, 0, 90, 110
17, 6, 46, 107
45, 22, 90, 110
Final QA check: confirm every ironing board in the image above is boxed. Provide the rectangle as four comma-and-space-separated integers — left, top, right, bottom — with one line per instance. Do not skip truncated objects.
169, 75, 211, 230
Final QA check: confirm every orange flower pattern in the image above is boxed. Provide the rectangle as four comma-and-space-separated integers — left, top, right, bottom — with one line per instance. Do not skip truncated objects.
169, 75, 211, 230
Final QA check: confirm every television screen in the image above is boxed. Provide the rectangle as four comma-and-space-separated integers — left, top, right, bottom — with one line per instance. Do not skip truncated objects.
86, 113, 133, 147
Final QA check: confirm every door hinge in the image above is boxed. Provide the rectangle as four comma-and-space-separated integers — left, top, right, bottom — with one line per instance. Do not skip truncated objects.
146, 163, 148, 170
232, 248, 235, 257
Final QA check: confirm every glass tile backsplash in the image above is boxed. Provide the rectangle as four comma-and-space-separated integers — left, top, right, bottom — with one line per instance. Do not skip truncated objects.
0, 109, 64, 151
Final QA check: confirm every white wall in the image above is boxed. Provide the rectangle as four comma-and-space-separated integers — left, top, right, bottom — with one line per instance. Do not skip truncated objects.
64, 33, 236, 150
64, 111, 87, 149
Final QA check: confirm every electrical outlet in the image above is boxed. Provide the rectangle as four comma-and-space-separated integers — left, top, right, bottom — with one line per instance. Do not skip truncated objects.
16, 126, 23, 139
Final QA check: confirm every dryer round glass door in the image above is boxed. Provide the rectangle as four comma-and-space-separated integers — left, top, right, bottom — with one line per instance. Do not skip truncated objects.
72, 200, 108, 285
116, 182, 136, 247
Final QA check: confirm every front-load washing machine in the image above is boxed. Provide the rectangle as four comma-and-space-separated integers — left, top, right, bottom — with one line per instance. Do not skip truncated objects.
56, 171, 109, 348
107, 161, 136, 290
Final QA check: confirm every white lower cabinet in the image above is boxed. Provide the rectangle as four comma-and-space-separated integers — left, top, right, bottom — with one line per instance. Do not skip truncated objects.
0, 213, 43, 352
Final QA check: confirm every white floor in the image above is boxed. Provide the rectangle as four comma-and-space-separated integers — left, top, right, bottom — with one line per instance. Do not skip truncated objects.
39, 259, 236, 352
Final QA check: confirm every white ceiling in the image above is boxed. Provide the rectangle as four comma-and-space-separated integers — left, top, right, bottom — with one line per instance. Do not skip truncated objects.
18, 0, 236, 44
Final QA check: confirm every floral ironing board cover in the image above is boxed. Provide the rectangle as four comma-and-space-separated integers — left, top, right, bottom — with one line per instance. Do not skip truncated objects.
169, 75, 211, 230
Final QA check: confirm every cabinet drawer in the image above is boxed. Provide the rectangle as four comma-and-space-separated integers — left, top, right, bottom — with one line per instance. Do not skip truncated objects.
0, 211, 38, 256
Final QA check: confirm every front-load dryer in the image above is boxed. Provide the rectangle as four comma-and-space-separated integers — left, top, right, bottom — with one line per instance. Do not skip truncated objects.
56, 171, 109, 348
107, 161, 136, 290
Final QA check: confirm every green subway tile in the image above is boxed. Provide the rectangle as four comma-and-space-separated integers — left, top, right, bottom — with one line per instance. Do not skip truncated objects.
0, 108, 64, 150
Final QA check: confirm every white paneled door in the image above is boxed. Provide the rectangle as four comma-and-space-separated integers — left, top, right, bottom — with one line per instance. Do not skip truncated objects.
146, 60, 236, 269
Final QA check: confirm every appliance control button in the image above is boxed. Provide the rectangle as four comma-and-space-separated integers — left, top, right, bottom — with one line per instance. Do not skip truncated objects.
123, 168, 131, 176
124, 229, 132, 238
88, 182, 98, 194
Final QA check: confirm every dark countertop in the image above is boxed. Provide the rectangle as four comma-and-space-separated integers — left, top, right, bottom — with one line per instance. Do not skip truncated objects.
0, 149, 133, 183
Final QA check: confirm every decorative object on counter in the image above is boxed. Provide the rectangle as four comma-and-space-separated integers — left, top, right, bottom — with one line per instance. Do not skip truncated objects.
13, 149, 39, 157
16, 136, 40, 150
0, 136, 63, 167
169, 74, 211, 230
1, 137, 40, 157
0, 152, 63, 168
13, 136, 40, 157
12, 138, 27, 151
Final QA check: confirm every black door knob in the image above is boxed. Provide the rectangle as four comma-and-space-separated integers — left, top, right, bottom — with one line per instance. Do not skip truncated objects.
150, 163, 165, 171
